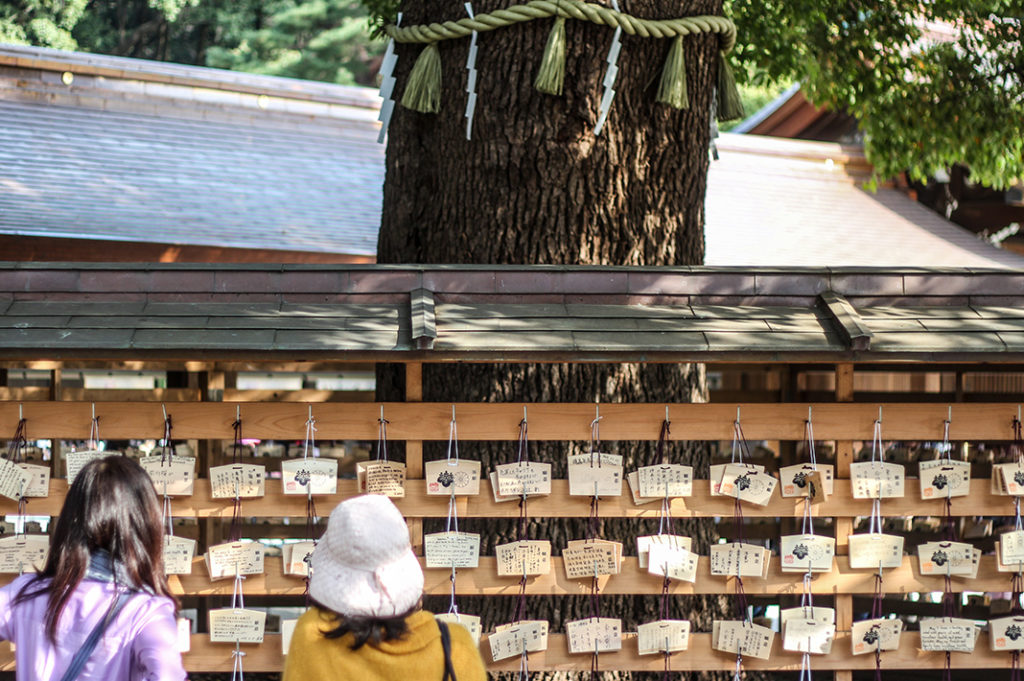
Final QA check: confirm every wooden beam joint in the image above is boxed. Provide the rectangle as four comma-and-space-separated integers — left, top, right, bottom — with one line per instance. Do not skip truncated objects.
818, 291, 873, 351
410, 288, 436, 350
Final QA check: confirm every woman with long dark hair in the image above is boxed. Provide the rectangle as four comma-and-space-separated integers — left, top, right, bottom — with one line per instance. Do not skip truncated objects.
0, 455, 186, 680
283, 494, 487, 681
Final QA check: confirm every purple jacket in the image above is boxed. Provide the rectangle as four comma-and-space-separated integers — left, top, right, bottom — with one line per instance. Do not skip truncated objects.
0, 573, 187, 680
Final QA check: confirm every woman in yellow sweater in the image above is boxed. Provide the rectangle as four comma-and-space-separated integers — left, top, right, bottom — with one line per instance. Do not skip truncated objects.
283, 494, 487, 681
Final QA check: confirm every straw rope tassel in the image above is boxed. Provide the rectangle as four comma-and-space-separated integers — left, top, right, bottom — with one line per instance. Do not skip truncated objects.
656, 35, 688, 109
386, 0, 739, 114
401, 43, 443, 113
535, 16, 567, 95
715, 50, 744, 121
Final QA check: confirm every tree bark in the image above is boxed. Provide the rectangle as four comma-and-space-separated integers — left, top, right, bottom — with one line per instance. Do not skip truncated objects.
377, 1, 731, 678
379, 0, 719, 266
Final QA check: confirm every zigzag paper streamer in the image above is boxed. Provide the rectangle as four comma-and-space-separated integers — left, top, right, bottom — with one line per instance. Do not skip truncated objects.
594, 0, 621, 136
709, 94, 720, 160
464, 3, 479, 140
376, 13, 402, 144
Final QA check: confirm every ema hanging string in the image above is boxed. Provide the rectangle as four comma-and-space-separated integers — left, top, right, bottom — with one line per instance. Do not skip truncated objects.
731, 409, 751, 681
651, 411, 671, 469
511, 410, 533, 681
377, 407, 390, 462
587, 406, 605, 681
445, 407, 462, 617
230, 409, 244, 466
0, 406, 27, 504
228, 411, 245, 544
385, 0, 743, 120
7, 411, 27, 488
871, 561, 884, 681
655, 418, 677, 540
303, 408, 319, 599
806, 408, 818, 471
798, 562, 816, 681
655, 423, 675, 681
942, 409, 954, 523
866, 410, 886, 543
302, 409, 320, 531
658, 568, 672, 681
588, 404, 603, 541
8, 410, 29, 573
160, 406, 173, 463
516, 410, 530, 543
159, 407, 177, 569
1012, 543, 1023, 681
89, 404, 100, 452
230, 558, 247, 681
796, 437, 820, 681
798, 651, 813, 681
1012, 412, 1024, 681
939, 409, 956, 681
446, 405, 460, 467
1015, 410, 1024, 486
160, 408, 175, 477
869, 415, 884, 681
589, 554, 602, 681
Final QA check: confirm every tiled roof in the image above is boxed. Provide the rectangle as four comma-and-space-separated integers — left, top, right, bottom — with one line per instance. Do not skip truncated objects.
729, 84, 859, 142
704, 135, 1024, 269
2, 44, 1022, 271
0, 45, 383, 257
0, 264, 1023, 362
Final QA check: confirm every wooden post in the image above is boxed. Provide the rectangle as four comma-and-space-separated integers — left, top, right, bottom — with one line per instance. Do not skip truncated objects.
834, 363, 854, 681
196, 369, 222, 633
48, 369, 62, 476
406, 362, 425, 555
779, 366, 798, 538
202, 371, 225, 403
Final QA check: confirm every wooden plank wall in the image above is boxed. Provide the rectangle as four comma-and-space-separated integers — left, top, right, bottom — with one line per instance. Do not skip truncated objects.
0, 381, 1021, 675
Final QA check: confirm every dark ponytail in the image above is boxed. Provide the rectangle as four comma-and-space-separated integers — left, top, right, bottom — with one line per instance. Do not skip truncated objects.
311, 599, 414, 650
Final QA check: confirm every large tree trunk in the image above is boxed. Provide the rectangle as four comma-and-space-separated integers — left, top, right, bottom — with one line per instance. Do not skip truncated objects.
377, 1, 730, 678
379, 0, 718, 265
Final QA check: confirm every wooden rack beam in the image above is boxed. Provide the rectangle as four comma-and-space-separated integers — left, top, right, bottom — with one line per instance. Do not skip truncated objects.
484, 633, 1019, 673
1, 402, 1020, 440
0, 556, 1010, 597
2, 633, 1012, 673
420, 555, 1024, 596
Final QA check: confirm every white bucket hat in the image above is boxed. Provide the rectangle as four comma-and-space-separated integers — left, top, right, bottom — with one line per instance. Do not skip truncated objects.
309, 494, 424, 619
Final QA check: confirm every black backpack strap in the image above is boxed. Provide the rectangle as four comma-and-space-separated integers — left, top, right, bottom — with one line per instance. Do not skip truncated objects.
437, 620, 457, 681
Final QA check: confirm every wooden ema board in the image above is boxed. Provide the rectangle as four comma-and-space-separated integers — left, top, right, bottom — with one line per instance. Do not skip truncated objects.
1, 400, 1021, 674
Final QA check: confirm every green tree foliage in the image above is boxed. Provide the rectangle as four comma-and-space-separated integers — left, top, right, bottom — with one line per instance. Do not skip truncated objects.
0, 0, 89, 50
353, 0, 1022, 187
727, 0, 1024, 188
70, 0, 201, 61
3, 1, 1020, 184
203, 0, 379, 85
2, 0, 382, 85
